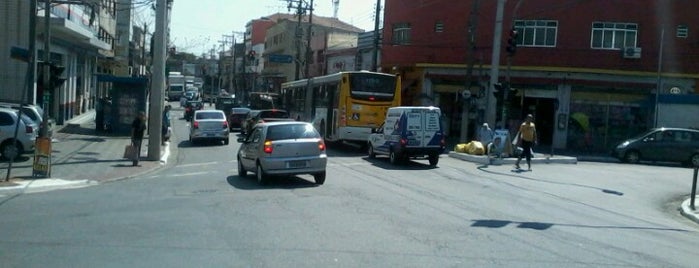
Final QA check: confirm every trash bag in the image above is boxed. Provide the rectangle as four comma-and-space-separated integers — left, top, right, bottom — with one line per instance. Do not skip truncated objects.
454, 143, 469, 153
467, 141, 485, 155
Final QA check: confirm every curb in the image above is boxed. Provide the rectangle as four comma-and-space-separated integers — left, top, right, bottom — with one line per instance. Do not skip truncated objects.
448, 151, 578, 165
680, 197, 699, 224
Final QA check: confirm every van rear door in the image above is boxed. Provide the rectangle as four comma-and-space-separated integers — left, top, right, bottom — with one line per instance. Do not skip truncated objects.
405, 110, 424, 147
423, 109, 442, 147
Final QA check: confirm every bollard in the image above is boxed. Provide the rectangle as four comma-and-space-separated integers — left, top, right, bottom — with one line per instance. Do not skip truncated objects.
691, 167, 698, 211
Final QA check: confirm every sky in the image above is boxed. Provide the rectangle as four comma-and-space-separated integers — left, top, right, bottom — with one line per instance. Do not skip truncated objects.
164, 0, 381, 57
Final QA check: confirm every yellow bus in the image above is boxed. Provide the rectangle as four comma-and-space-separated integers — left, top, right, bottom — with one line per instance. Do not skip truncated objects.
281, 71, 401, 144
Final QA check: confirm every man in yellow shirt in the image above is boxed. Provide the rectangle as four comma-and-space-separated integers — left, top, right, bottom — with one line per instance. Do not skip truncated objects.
515, 114, 537, 170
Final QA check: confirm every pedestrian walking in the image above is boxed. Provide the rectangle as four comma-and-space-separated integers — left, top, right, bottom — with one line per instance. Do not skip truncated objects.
514, 114, 537, 170
162, 105, 171, 145
130, 111, 147, 166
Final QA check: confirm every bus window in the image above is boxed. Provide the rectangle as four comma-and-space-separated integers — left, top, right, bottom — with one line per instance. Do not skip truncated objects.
349, 73, 396, 101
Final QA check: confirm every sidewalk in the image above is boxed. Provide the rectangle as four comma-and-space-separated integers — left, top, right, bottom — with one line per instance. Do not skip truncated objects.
0, 110, 169, 194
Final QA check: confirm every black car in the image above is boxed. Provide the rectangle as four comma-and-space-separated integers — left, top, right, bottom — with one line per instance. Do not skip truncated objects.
184, 100, 204, 121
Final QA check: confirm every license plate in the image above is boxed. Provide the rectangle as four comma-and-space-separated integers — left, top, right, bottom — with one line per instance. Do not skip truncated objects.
287, 160, 307, 168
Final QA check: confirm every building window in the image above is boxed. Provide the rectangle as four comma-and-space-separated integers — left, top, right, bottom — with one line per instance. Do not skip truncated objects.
514, 20, 557, 47
677, 25, 689, 38
435, 21, 444, 33
392, 23, 411, 45
591, 22, 638, 49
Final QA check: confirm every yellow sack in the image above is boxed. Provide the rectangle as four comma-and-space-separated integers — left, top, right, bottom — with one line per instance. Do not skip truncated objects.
454, 143, 469, 153
467, 141, 485, 155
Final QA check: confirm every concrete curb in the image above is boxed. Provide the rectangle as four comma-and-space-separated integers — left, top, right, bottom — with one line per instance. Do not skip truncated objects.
680, 197, 699, 224
448, 151, 578, 165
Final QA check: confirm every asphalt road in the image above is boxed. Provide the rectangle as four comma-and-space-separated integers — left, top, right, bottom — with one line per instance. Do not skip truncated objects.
1, 105, 697, 267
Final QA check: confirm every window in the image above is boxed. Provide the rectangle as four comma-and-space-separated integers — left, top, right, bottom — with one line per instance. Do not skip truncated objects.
0, 112, 13, 126
591, 22, 637, 49
677, 25, 689, 38
392, 23, 411, 45
514, 20, 557, 47
435, 21, 444, 33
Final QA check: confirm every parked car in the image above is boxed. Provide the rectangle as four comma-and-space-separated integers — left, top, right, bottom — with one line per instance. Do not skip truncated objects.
228, 107, 251, 132
0, 102, 45, 127
242, 109, 292, 135
189, 110, 230, 145
612, 127, 699, 166
0, 107, 39, 160
184, 100, 204, 121
237, 121, 327, 185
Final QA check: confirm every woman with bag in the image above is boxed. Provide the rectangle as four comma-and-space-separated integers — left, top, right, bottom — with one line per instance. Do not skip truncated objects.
130, 111, 147, 166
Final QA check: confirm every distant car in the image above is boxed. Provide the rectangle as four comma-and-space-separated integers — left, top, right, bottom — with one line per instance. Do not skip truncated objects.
228, 107, 251, 132
237, 121, 327, 185
242, 109, 292, 135
189, 110, 230, 145
0, 107, 38, 160
184, 90, 197, 101
184, 100, 203, 121
612, 127, 699, 167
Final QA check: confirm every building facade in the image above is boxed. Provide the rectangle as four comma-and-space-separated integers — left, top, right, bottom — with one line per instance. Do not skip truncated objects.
1, 0, 115, 125
382, 0, 699, 152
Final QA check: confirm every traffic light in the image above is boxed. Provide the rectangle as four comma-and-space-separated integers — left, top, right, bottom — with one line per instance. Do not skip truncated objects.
506, 29, 518, 56
247, 50, 256, 62
49, 63, 66, 89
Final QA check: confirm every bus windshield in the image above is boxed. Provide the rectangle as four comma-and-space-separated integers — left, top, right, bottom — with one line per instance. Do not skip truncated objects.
349, 73, 396, 101
249, 92, 280, 110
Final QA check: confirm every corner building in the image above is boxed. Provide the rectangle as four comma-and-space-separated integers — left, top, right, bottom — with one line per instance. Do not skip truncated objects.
381, 0, 699, 153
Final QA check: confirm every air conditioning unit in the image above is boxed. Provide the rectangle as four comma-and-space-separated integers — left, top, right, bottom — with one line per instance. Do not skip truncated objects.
622, 47, 642, 59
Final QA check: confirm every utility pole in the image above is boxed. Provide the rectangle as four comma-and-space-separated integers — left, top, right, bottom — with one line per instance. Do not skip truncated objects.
41, 0, 51, 138
371, 0, 381, 72
304, 0, 314, 78
460, 0, 481, 143
148, 0, 168, 160
230, 32, 235, 95
486, 0, 507, 128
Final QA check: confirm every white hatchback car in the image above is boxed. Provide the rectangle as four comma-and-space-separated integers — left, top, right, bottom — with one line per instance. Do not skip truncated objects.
189, 110, 230, 145
0, 107, 38, 160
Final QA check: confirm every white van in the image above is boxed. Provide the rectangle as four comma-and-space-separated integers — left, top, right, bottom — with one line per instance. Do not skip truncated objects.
367, 106, 446, 166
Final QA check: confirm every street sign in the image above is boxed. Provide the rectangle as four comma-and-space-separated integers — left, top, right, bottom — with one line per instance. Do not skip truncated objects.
269, 54, 293, 64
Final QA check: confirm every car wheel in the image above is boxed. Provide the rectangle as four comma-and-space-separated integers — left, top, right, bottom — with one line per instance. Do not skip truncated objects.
224, 138, 229, 145
0, 141, 21, 161
428, 153, 439, 166
237, 156, 246, 177
690, 153, 699, 168
368, 144, 376, 159
313, 171, 326, 185
624, 150, 640, 164
256, 162, 267, 185
389, 150, 399, 165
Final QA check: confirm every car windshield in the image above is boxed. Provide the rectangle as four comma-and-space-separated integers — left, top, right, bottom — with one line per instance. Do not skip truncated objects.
266, 124, 320, 140
196, 112, 224, 120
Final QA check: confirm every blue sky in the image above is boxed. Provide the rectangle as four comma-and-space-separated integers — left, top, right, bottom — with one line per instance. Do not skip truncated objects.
165, 0, 381, 56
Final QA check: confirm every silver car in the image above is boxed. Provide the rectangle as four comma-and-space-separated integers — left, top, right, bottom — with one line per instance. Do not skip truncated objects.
237, 121, 327, 185
189, 110, 230, 145
0, 107, 38, 160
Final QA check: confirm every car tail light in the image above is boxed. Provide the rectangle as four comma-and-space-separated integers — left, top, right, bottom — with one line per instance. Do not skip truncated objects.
263, 140, 273, 154
440, 137, 446, 147
223, 121, 228, 129
25, 125, 33, 134
399, 138, 407, 147
193, 121, 199, 129
318, 141, 326, 151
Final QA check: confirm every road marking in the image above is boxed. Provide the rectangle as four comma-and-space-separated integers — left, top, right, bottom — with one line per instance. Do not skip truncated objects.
169, 171, 210, 177
176, 161, 220, 168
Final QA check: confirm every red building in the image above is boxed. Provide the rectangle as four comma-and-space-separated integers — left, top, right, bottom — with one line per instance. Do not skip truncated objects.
382, 0, 699, 152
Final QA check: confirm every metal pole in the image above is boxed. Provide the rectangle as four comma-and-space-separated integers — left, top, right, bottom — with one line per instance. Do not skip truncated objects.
305, 0, 313, 78
460, 0, 480, 143
371, 0, 381, 72
148, 0, 167, 160
654, 28, 665, 128
487, 0, 507, 127
29, 0, 37, 104
691, 167, 697, 210
41, 0, 51, 138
